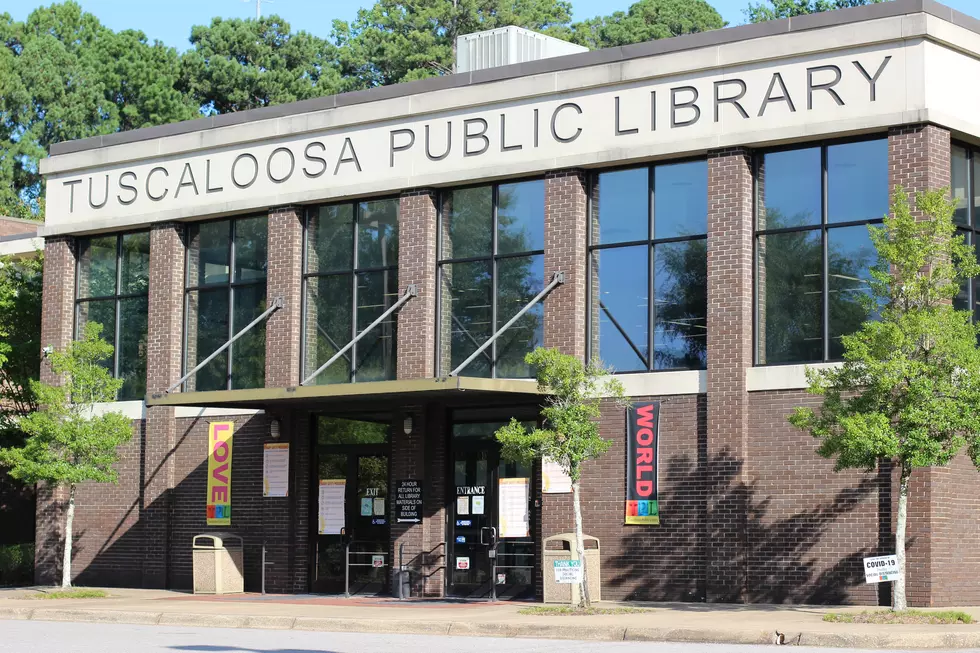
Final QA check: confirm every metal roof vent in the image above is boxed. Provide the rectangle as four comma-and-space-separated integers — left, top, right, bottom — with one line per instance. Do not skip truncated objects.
455, 26, 588, 74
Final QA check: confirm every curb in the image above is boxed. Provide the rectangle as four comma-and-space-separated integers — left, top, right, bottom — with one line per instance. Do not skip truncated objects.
3, 607, 980, 648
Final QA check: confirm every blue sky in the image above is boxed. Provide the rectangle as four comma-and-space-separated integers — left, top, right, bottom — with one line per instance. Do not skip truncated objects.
7, 0, 977, 52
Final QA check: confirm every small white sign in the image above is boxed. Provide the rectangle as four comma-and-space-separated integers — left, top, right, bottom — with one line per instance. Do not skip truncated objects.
864, 555, 901, 583
553, 559, 583, 584
456, 556, 470, 570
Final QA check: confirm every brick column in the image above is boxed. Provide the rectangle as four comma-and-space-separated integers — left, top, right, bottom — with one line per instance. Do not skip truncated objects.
888, 124, 952, 607
390, 405, 425, 595
422, 404, 447, 596
543, 170, 588, 360
35, 236, 76, 583
266, 206, 304, 387
143, 223, 185, 588
705, 147, 754, 602
397, 190, 438, 379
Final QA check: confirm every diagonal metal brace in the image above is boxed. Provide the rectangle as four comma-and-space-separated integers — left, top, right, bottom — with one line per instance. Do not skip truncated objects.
301, 284, 417, 386
165, 296, 284, 394
449, 271, 564, 377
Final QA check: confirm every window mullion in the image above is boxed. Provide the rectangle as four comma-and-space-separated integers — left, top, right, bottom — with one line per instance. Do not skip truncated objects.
490, 184, 499, 379
648, 165, 655, 371
821, 145, 830, 362
113, 236, 123, 382
227, 221, 236, 390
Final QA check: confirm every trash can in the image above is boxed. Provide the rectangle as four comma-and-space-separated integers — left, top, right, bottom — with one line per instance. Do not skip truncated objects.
192, 533, 244, 594
542, 533, 601, 604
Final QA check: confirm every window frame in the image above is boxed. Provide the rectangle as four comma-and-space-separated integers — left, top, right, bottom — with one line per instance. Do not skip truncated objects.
435, 178, 546, 378
952, 141, 980, 323
74, 230, 150, 400
300, 196, 401, 384
182, 215, 268, 391
752, 134, 889, 366
585, 157, 709, 373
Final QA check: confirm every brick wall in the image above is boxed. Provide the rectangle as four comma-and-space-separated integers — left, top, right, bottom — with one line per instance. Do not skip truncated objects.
397, 191, 438, 379
0, 217, 38, 237
889, 124, 950, 201
705, 147, 754, 601
543, 170, 588, 359
266, 206, 304, 387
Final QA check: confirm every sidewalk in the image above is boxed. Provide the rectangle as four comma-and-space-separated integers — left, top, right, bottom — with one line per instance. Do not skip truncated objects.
2, 587, 979, 649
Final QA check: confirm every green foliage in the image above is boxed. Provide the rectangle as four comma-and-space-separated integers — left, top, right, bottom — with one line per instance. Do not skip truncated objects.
823, 609, 973, 624
495, 347, 626, 481
28, 588, 108, 599
182, 15, 343, 114
0, 542, 34, 586
745, 0, 886, 23
0, 253, 43, 447
790, 187, 980, 475
0, 321, 132, 487
568, 0, 725, 50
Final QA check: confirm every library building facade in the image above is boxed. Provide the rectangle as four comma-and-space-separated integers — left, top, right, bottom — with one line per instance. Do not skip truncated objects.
35, 0, 980, 606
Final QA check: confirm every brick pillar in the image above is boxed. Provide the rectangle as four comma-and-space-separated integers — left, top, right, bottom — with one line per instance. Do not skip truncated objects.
397, 190, 438, 379
423, 405, 447, 596
143, 223, 185, 588
288, 412, 311, 592
35, 236, 76, 584
390, 405, 425, 595
705, 147, 754, 602
888, 124, 952, 607
266, 206, 304, 387
543, 170, 588, 360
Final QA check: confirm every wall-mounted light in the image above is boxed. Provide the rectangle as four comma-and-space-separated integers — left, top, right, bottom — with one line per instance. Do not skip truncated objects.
403, 415, 413, 435
270, 418, 281, 439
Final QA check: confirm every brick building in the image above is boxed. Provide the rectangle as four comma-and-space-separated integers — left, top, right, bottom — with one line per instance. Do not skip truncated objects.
34, 0, 980, 606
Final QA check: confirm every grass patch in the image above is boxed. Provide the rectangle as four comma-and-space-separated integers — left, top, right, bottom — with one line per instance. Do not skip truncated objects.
28, 588, 109, 600
518, 605, 652, 616
823, 610, 973, 625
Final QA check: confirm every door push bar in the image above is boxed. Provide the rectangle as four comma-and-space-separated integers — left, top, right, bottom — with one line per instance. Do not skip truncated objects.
163, 296, 284, 395
449, 271, 564, 377
301, 285, 418, 386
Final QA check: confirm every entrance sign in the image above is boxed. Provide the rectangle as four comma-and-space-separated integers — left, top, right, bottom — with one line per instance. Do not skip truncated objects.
318, 479, 346, 534
553, 560, 583, 584
262, 443, 289, 497
864, 555, 901, 583
542, 457, 572, 494
625, 402, 661, 525
498, 477, 530, 538
206, 421, 234, 525
456, 557, 470, 570
395, 480, 423, 523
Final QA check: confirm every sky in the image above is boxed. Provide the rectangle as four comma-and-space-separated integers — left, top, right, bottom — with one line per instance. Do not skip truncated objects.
4, 0, 980, 52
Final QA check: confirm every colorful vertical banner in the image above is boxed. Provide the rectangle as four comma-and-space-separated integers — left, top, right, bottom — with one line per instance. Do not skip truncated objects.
625, 401, 660, 525
206, 421, 234, 525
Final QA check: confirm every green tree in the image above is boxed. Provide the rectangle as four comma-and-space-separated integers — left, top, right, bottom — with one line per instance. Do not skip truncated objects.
332, 0, 573, 88
182, 15, 343, 113
0, 322, 133, 588
0, 253, 43, 444
789, 188, 980, 611
745, 0, 886, 23
568, 0, 725, 50
494, 348, 626, 607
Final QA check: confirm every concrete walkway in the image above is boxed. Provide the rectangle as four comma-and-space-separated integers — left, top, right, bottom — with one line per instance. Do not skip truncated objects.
1, 587, 978, 649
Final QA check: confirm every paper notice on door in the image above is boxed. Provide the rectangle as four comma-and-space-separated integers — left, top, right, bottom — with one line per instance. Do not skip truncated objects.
262, 443, 290, 497
456, 495, 470, 515
373, 498, 385, 516
318, 480, 346, 534
471, 495, 485, 515
542, 457, 571, 494
360, 497, 373, 516
498, 477, 530, 538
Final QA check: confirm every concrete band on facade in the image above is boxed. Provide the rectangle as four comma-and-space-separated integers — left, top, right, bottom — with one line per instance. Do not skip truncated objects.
35, 1, 980, 607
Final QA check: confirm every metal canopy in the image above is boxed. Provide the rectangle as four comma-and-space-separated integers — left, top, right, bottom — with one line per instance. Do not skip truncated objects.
145, 376, 543, 409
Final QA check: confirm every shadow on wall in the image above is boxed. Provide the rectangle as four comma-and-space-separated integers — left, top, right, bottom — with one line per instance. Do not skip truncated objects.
605, 446, 896, 605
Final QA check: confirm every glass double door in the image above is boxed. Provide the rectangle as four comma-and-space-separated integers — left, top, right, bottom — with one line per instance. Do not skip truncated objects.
448, 432, 535, 600
313, 450, 389, 594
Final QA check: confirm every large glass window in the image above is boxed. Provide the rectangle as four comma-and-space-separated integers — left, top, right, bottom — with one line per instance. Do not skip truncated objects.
588, 161, 708, 372
438, 181, 545, 378
303, 199, 399, 384
755, 138, 888, 364
75, 232, 150, 400
184, 216, 268, 391
952, 144, 980, 321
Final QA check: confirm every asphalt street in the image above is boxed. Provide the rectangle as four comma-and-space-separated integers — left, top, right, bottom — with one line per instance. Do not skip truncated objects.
4, 621, 980, 653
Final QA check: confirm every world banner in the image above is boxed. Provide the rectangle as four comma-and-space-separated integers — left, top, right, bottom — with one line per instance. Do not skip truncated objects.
625, 401, 660, 526
206, 421, 234, 525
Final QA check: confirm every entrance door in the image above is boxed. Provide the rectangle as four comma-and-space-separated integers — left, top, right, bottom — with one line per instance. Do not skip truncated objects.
312, 417, 390, 595
448, 422, 535, 600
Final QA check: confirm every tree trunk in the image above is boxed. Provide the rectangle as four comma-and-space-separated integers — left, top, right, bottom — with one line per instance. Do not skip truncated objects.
571, 479, 591, 608
62, 484, 75, 589
893, 466, 910, 611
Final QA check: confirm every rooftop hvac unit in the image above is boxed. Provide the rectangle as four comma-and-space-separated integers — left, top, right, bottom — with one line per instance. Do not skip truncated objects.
455, 26, 588, 74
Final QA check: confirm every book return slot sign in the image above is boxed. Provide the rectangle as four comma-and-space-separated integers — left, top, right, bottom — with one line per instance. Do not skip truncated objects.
396, 479, 423, 524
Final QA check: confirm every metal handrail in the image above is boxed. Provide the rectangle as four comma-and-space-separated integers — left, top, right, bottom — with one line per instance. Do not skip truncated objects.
345, 540, 389, 598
